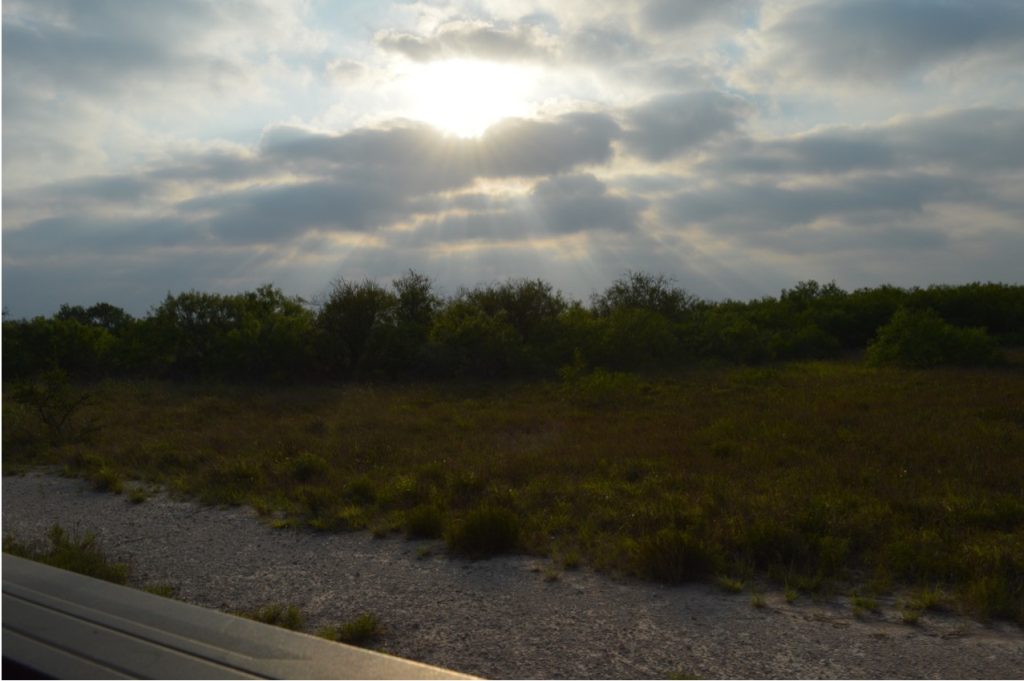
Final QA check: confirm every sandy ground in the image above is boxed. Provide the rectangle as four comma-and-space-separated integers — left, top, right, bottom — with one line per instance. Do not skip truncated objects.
3, 472, 1022, 679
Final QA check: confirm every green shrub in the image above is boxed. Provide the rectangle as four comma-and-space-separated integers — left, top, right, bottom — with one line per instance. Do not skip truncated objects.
3, 525, 129, 584
287, 452, 329, 483
632, 528, 717, 583
447, 506, 520, 557
405, 505, 444, 539
237, 603, 304, 630
866, 307, 999, 368
319, 612, 381, 646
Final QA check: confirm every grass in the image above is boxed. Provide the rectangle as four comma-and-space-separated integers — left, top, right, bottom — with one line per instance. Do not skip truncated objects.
144, 582, 178, 598
3, 524, 130, 584
236, 603, 304, 631
715, 576, 745, 593
851, 593, 880, 617
318, 613, 382, 646
4, 360, 1024, 623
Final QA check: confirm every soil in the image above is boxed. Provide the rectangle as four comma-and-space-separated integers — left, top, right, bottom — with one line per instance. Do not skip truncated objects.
3, 472, 1022, 679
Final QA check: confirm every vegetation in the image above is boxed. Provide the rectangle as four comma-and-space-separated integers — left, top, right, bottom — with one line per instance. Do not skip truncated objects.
3, 524, 130, 584
318, 613, 382, 646
5, 276, 1022, 382
236, 603, 305, 631
3, 274, 1024, 624
4, 360, 1022, 623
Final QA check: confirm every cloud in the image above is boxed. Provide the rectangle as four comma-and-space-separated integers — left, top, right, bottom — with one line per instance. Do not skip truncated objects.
376, 20, 553, 62
762, 0, 1024, 82
623, 91, 751, 161
530, 174, 643, 234
407, 173, 641, 246
660, 173, 991, 237
325, 58, 365, 84
707, 107, 1024, 176
260, 111, 620, 186
641, 0, 759, 32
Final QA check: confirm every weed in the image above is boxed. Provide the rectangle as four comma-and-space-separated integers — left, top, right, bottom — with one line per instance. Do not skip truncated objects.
416, 545, 433, 560
90, 465, 124, 494
446, 506, 520, 557
319, 613, 381, 646
346, 476, 377, 504
237, 603, 304, 631
784, 586, 799, 604
716, 576, 745, 593
144, 583, 178, 598
851, 593, 880, 617
900, 606, 922, 625
405, 505, 444, 539
542, 565, 561, 582
632, 529, 717, 583
751, 592, 766, 609
3, 525, 129, 584
286, 452, 329, 483
559, 549, 581, 570
128, 486, 149, 504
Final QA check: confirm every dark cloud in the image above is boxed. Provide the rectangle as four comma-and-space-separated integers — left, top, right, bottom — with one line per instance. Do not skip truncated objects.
4, 215, 204, 257
766, 0, 1024, 81
642, 0, 759, 31
261, 112, 620, 186
180, 181, 406, 244
376, 20, 552, 62
661, 174, 991, 236
531, 174, 643, 233
407, 174, 641, 247
623, 91, 751, 161
480, 113, 621, 176
708, 108, 1024, 176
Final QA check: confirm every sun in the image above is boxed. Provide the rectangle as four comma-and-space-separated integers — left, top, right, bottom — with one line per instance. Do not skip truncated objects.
404, 59, 536, 137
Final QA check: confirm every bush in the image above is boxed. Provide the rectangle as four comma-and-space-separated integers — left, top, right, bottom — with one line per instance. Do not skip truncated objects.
405, 505, 444, 539
866, 307, 999, 368
319, 613, 381, 646
3, 525, 130, 584
446, 506, 520, 557
631, 528, 718, 583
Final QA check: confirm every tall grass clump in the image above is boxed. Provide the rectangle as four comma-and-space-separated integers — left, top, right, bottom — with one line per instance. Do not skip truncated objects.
631, 528, 718, 583
446, 506, 520, 557
236, 603, 304, 630
3, 525, 129, 584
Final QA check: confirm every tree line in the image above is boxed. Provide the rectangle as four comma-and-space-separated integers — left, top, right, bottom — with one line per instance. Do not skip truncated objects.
4, 272, 1022, 381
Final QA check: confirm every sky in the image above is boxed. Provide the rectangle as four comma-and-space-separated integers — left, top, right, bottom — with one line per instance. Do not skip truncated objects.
3, 0, 1024, 318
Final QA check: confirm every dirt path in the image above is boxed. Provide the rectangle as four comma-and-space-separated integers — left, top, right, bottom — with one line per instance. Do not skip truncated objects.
3, 472, 1022, 679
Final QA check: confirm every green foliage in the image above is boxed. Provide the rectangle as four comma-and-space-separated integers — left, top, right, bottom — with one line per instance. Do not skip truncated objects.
3, 525, 129, 584
11, 369, 100, 445
447, 506, 520, 557
592, 271, 699, 322
5, 276, 1024, 381
143, 583, 178, 598
319, 613, 381, 646
631, 529, 718, 583
237, 603, 304, 630
405, 505, 445, 539
867, 307, 999, 368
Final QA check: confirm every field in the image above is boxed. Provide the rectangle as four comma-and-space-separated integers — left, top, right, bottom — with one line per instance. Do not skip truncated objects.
4, 360, 1024, 623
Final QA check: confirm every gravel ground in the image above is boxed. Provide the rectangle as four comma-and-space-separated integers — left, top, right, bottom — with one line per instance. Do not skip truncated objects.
3, 472, 1022, 679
